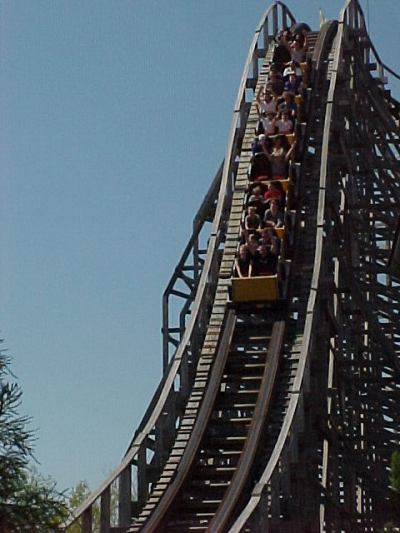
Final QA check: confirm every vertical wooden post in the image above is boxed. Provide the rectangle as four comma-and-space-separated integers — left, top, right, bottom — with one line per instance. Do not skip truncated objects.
272, 6, 278, 38
180, 354, 190, 399
164, 389, 177, 449
193, 233, 200, 284
282, 6, 288, 30
118, 467, 132, 527
349, 4, 355, 29
378, 63, 385, 85
263, 20, 269, 52
162, 294, 169, 372
252, 46, 259, 81
239, 96, 247, 136
100, 486, 111, 533
137, 444, 148, 507
82, 507, 92, 533
270, 470, 280, 520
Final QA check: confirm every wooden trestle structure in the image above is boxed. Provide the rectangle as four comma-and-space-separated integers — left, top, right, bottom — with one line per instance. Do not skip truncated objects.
63, 1, 400, 531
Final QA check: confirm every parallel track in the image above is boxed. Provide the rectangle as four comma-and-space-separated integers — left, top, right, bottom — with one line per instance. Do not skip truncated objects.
128, 19, 337, 533
63, 2, 400, 531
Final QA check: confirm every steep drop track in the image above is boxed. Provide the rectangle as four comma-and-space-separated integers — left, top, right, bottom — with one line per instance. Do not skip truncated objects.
63, 2, 400, 532
127, 19, 335, 533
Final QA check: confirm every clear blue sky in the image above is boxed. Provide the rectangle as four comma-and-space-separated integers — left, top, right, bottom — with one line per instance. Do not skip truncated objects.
1, 1, 399, 493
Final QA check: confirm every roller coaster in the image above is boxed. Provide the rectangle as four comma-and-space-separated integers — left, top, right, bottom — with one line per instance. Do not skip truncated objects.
64, 1, 400, 531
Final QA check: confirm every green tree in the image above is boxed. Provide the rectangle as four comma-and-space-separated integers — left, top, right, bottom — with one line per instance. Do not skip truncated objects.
380, 449, 400, 532
67, 481, 99, 533
67, 479, 119, 532
0, 350, 67, 531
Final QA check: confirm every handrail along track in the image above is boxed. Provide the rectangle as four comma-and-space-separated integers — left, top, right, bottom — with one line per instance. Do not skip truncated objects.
64, 1, 400, 531
231, 1, 400, 530
63, 2, 296, 531
229, 18, 340, 532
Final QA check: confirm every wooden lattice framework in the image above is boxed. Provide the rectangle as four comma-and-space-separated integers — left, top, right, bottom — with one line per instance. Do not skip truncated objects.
62, 1, 400, 532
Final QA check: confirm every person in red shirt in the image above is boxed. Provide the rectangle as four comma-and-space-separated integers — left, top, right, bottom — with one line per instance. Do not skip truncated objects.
264, 181, 284, 207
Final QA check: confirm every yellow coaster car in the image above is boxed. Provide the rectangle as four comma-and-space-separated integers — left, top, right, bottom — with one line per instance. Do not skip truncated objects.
231, 275, 279, 302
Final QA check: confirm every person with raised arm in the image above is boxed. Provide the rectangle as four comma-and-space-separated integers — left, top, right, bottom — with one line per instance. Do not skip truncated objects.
262, 135, 296, 180
234, 244, 253, 278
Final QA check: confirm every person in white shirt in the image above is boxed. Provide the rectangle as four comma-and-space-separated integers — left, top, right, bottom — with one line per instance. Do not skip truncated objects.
290, 35, 308, 63
283, 60, 303, 81
261, 111, 277, 137
276, 110, 293, 134
256, 88, 277, 116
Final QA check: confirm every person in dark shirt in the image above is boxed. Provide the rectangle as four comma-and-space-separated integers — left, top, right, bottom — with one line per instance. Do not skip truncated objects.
245, 206, 262, 231
234, 244, 253, 278
242, 205, 262, 242
247, 185, 266, 217
284, 73, 303, 94
259, 227, 281, 255
253, 245, 278, 276
252, 134, 267, 155
246, 233, 260, 259
265, 71, 285, 98
273, 30, 292, 71
264, 200, 284, 228
249, 152, 271, 182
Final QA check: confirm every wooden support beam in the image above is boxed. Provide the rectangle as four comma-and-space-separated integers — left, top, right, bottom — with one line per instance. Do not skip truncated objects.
118, 467, 132, 527
82, 508, 93, 533
100, 487, 111, 533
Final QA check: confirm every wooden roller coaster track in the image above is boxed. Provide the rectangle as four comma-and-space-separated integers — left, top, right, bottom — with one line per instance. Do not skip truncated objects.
63, 1, 400, 531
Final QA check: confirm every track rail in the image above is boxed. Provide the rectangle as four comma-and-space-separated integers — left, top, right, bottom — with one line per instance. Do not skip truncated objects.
230, 1, 400, 531
64, 1, 400, 531
206, 321, 285, 532
229, 19, 340, 532
63, 3, 296, 531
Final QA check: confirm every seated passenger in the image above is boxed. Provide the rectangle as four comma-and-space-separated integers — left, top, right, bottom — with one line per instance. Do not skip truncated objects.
264, 200, 284, 228
234, 244, 253, 278
253, 244, 278, 276
265, 71, 284, 98
283, 60, 303, 81
261, 111, 277, 137
252, 134, 267, 155
256, 89, 277, 116
284, 73, 303, 94
248, 186, 266, 217
263, 135, 296, 180
276, 110, 293, 134
264, 181, 284, 206
278, 91, 297, 119
246, 233, 260, 258
259, 227, 281, 253
244, 206, 262, 232
276, 28, 293, 48
249, 152, 271, 181
290, 34, 308, 64
272, 46, 291, 72
290, 22, 311, 37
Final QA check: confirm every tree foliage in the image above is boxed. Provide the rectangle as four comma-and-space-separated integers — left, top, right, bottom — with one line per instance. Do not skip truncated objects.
67, 479, 119, 532
67, 481, 99, 533
381, 449, 400, 532
0, 350, 67, 531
